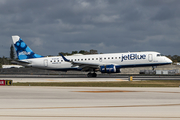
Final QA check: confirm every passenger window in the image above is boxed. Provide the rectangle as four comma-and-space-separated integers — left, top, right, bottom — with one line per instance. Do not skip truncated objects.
81, 59, 83, 61
104, 58, 106, 60
119, 57, 121, 59
108, 57, 110, 59
88, 58, 90, 60
96, 58, 98, 60
92, 58, 94, 60
115, 57, 117, 59
112, 57, 113, 59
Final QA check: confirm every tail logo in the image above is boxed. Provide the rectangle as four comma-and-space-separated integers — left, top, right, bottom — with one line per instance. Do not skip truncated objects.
18, 51, 31, 56
12, 36, 44, 60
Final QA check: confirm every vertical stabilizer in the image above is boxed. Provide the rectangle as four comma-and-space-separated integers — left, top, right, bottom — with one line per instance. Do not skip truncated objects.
12, 35, 44, 60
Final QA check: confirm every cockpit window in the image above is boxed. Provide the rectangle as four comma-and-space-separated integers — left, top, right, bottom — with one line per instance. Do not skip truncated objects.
157, 54, 161, 57
157, 54, 163, 57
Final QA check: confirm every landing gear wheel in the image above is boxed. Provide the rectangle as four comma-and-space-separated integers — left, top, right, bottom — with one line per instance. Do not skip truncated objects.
92, 73, 97, 77
87, 73, 91, 77
87, 73, 97, 77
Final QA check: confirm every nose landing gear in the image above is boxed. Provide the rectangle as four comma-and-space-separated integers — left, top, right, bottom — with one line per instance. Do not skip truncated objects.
152, 66, 157, 70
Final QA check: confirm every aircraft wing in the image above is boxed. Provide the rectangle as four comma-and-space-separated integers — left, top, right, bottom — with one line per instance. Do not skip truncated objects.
60, 53, 99, 71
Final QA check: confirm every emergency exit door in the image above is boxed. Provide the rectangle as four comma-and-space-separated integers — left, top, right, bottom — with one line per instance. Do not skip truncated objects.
99, 57, 102, 62
44, 59, 48, 67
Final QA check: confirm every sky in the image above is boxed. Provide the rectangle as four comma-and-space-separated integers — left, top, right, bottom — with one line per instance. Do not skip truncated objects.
0, 0, 180, 57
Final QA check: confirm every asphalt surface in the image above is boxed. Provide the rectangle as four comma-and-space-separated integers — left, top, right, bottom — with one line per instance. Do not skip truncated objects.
0, 87, 180, 120
0, 75, 180, 83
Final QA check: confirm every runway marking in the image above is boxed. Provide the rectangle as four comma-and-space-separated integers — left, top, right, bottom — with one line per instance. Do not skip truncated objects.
74, 90, 180, 93
75, 90, 138, 93
115, 79, 127, 81
1, 103, 180, 109
0, 115, 180, 118
46, 79, 62, 82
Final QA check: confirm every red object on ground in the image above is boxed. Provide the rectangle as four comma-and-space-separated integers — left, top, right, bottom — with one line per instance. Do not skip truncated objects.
0, 80, 5, 86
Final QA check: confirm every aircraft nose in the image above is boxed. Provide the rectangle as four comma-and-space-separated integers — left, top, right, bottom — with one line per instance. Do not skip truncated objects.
166, 57, 172, 64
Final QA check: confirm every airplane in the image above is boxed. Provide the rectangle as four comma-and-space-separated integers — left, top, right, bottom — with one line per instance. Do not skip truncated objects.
12, 35, 172, 77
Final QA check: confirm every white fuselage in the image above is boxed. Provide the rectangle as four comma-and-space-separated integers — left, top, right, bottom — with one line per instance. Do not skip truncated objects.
21, 51, 172, 71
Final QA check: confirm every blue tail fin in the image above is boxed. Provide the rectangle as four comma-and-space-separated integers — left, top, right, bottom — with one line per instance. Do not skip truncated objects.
12, 35, 44, 60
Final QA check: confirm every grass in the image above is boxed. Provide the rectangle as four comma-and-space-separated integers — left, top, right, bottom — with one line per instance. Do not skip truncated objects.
13, 80, 180, 87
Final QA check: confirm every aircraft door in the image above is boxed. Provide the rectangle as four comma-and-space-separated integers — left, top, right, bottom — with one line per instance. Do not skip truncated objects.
148, 54, 153, 62
44, 59, 48, 67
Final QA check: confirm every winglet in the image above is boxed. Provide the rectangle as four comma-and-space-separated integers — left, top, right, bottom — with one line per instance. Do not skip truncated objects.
60, 53, 70, 62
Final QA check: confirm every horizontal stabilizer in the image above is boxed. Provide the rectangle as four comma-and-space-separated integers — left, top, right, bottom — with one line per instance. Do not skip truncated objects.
11, 60, 30, 65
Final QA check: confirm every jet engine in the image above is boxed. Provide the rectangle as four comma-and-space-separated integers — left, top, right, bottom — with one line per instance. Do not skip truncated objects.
100, 65, 120, 73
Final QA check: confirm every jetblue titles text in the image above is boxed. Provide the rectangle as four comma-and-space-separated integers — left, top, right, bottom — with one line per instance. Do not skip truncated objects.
121, 54, 146, 62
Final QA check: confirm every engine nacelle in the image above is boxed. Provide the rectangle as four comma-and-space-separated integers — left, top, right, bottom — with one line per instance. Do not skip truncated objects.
100, 65, 120, 73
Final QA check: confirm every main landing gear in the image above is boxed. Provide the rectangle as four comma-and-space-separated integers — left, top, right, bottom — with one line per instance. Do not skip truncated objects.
87, 72, 97, 77
87, 69, 97, 77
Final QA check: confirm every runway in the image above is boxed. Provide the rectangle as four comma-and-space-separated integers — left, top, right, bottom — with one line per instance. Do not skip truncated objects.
0, 86, 180, 120
0, 75, 180, 83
